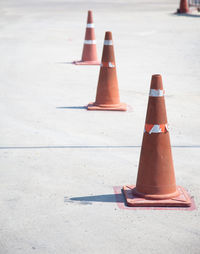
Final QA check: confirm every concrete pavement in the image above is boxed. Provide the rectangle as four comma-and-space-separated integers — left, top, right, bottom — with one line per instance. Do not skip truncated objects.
0, 1, 200, 253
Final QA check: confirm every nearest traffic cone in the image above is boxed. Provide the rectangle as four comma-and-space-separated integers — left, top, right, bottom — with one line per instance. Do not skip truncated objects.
87, 31, 127, 111
177, 0, 189, 13
73, 10, 100, 65
123, 74, 191, 207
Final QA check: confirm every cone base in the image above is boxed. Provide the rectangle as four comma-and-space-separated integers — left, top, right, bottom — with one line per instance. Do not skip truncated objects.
177, 9, 189, 13
73, 60, 100, 66
133, 187, 180, 200
123, 185, 191, 207
87, 102, 127, 111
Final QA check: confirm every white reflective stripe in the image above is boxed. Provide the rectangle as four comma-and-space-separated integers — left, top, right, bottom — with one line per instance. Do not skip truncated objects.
100, 62, 115, 68
84, 40, 96, 44
108, 62, 115, 67
86, 23, 94, 28
149, 89, 164, 97
104, 40, 113, 45
149, 125, 163, 134
144, 124, 168, 134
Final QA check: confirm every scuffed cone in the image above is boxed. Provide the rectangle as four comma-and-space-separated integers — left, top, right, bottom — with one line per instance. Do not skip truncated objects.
87, 10, 93, 23
178, 0, 189, 13
146, 75, 167, 125
81, 10, 98, 62
87, 31, 127, 111
150, 74, 163, 90
135, 74, 179, 199
95, 31, 120, 106
101, 32, 115, 62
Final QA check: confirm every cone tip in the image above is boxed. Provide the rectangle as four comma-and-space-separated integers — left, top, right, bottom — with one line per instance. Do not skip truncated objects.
87, 10, 93, 23
152, 74, 161, 78
150, 74, 163, 90
105, 31, 112, 40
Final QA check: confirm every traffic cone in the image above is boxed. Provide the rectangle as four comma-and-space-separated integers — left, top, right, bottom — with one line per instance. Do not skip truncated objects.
73, 10, 100, 65
123, 74, 191, 207
87, 31, 127, 111
177, 0, 189, 13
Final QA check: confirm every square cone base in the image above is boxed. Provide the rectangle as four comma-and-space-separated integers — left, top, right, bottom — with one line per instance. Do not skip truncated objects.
123, 185, 192, 207
73, 60, 100, 65
87, 102, 127, 111
176, 9, 188, 14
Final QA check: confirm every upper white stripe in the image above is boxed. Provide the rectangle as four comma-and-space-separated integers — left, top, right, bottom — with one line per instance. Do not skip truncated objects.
149, 89, 164, 97
104, 40, 113, 45
86, 23, 94, 28
84, 40, 96, 44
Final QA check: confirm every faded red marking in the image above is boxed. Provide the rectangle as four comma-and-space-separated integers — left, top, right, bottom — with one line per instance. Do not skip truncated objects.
113, 186, 196, 211
145, 124, 154, 133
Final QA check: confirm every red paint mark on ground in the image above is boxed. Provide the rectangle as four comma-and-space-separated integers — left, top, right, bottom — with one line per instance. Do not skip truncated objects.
113, 186, 196, 211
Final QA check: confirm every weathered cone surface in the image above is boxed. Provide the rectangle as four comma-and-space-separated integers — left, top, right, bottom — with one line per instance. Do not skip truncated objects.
135, 74, 178, 199
87, 31, 127, 111
177, 0, 189, 13
74, 10, 100, 65
123, 74, 191, 207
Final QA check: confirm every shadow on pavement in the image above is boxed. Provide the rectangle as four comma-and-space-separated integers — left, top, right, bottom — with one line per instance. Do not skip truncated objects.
172, 12, 200, 18
55, 61, 74, 64
56, 106, 86, 109
64, 193, 124, 205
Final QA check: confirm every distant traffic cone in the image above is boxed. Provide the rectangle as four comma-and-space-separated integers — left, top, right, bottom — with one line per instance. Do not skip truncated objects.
123, 74, 191, 207
87, 31, 127, 111
73, 10, 100, 65
177, 0, 189, 13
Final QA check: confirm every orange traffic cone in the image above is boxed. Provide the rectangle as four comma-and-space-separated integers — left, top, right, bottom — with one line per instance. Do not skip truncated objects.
123, 74, 191, 207
73, 10, 100, 65
177, 0, 189, 13
87, 31, 127, 111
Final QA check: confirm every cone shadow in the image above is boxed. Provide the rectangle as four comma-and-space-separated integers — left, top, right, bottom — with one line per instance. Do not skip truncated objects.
56, 106, 86, 109
56, 61, 74, 64
64, 193, 125, 205
172, 12, 200, 18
